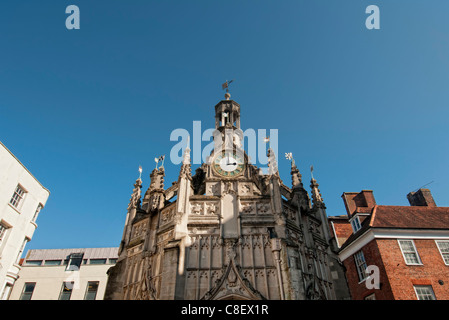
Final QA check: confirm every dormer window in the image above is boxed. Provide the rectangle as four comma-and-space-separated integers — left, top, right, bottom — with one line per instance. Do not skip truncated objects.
66, 253, 84, 271
351, 216, 362, 233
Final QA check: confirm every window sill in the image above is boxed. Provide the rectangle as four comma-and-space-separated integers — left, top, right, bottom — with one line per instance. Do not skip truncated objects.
8, 203, 21, 214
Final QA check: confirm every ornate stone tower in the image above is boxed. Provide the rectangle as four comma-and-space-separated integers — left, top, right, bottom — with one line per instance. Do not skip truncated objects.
104, 93, 349, 300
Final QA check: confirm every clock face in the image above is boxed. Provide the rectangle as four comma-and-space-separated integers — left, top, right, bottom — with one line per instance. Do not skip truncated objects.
213, 151, 244, 177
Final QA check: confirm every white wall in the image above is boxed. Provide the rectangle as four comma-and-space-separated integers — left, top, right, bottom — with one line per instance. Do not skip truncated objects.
0, 142, 50, 299
9, 264, 112, 300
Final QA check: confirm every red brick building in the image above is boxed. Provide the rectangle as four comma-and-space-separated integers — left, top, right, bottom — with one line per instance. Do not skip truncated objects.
334, 189, 449, 300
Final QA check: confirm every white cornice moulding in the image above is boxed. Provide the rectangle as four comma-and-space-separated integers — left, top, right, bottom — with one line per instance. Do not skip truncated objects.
338, 228, 449, 261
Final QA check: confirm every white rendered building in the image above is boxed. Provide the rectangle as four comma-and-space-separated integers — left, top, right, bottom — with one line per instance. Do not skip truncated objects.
9, 247, 118, 300
0, 141, 50, 300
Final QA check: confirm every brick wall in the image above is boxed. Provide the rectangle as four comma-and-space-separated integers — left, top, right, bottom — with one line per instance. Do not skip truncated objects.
377, 239, 449, 300
342, 239, 394, 300
343, 238, 449, 300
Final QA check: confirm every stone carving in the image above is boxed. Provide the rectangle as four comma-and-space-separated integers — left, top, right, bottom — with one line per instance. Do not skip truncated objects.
206, 203, 218, 215
262, 234, 271, 248
239, 184, 251, 195
207, 183, 220, 196
211, 236, 222, 249
223, 182, 235, 195
191, 203, 203, 215
241, 202, 254, 214
160, 208, 175, 225
132, 223, 146, 239
200, 236, 209, 249
257, 203, 270, 214
283, 205, 297, 220
224, 239, 237, 264
128, 185, 141, 210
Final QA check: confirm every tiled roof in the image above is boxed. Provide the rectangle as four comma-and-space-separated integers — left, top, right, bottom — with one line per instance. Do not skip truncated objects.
370, 205, 449, 229
25, 247, 119, 261
338, 205, 449, 252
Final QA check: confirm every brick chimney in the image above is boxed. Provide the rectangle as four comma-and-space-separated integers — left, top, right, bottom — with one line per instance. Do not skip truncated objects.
407, 188, 437, 207
341, 190, 376, 219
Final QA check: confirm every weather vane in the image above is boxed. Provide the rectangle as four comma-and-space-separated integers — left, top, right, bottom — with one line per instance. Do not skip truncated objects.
154, 155, 165, 169
222, 79, 234, 93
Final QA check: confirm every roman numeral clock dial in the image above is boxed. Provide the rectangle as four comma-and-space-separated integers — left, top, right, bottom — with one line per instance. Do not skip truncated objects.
213, 151, 244, 177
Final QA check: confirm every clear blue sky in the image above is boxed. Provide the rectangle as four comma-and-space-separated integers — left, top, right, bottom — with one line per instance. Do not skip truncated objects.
1, 0, 449, 251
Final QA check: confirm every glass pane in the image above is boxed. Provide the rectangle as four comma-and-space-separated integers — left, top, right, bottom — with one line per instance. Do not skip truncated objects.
400, 240, 414, 252
415, 286, 436, 300
24, 283, 35, 293
438, 241, 449, 253
44, 260, 62, 266
405, 253, 419, 264
59, 282, 73, 300
89, 259, 106, 265
84, 282, 99, 300
20, 283, 35, 300
67, 257, 82, 270
59, 292, 71, 300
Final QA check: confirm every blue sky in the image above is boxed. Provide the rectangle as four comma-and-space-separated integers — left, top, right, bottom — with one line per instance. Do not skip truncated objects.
1, 0, 449, 251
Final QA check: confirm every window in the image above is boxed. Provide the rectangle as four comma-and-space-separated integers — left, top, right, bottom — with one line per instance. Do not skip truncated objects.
398, 240, 422, 265
84, 281, 99, 300
414, 285, 436, 300
58, 282, 74, 300
351, 216, 362, 233
66, 253, 83, 271
0, 223, 8, 243
108, 258, 117, 265
32, 204, 43, 223
354, 250, 368, 282
1, 283, 13, 300
9, 184, 26, 210
15, 238, 28, 265
44, 260, 62, 266
25, 260, 43, 266
89, 259, 107, 265
0, 223, 11, 253
436, 241, 449, 265
19, 283, 36, 300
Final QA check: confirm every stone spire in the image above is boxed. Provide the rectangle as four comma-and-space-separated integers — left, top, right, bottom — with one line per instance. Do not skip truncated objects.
290, 159, 303, 189
149, 167, 165, 191
310, 176, 325, 209
179, 141, 192, 180
142, 167, 165, 212
267, 148, 279, 176
119, 173, 143, 257
127, 177, 142, 210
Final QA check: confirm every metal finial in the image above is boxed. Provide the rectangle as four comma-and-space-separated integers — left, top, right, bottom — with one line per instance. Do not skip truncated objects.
222, 79, 234, 94
138, 165, 143, 179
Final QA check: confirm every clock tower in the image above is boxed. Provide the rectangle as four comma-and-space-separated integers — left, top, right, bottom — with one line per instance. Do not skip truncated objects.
104, 91, 350, 300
